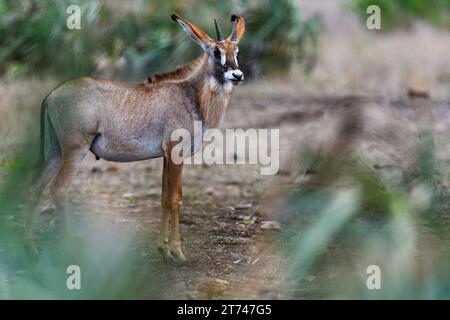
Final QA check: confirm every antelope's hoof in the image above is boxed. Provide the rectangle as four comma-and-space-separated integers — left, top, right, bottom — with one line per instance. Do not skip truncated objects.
170, 247, 188, 266
158, 246, 176, 264
158, 247, 187, 266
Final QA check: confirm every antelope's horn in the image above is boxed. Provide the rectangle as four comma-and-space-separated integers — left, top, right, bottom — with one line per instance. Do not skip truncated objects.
214, 18, 224, 41
230, 14, 238, 42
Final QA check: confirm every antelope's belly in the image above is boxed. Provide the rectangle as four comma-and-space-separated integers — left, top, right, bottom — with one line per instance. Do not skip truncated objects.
89, 133, 164, 162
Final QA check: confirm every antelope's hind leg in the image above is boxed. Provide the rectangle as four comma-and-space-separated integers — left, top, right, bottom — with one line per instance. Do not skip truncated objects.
50, 146, 89, 236
25, 145, 61, 254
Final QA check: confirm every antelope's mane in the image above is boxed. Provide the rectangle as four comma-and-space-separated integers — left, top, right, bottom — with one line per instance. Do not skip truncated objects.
144, 54, 207, 84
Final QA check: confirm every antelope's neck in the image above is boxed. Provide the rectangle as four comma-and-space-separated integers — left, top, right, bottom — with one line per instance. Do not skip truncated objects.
193, 56, 233, 128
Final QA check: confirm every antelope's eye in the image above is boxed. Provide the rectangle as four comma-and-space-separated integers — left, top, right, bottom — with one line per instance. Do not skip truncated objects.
213, 48, 221, 59
236, 51, 240, 60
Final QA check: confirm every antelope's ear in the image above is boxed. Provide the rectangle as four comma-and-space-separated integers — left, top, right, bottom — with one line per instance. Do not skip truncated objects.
227, 14, 245, 43
171, 12, 213, 49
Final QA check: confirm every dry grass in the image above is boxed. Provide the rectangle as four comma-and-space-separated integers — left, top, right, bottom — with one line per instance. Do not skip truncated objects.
0, 78, 57, 163
268, 0, 450, 99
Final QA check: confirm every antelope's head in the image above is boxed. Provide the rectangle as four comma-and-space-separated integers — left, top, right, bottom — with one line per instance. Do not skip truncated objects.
171, 12, 246, 86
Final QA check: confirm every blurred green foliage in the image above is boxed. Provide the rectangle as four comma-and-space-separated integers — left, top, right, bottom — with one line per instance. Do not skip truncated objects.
0, 114, 155, 299
0, 0, 319, 80
282, 128, 450, 299
353, 0, 450, 30
0, 0, 101, 78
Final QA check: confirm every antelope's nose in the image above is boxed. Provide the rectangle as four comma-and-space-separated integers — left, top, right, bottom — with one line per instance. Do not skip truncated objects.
232, 70, 243, 80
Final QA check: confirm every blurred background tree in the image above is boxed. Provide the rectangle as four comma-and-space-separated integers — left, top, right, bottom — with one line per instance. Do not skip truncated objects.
0, 0, 320, 81
352, 0, 450, 30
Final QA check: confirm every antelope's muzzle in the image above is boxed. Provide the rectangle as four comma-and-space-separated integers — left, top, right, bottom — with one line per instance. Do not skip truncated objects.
225, 69, 244, 84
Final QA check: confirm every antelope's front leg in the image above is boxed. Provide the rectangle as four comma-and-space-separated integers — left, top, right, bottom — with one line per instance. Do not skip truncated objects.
166, 159, 187, 265
158, 159, 173, 262
159, 148, 187, 265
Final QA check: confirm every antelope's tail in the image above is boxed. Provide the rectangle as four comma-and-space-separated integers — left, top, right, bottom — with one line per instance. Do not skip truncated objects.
32, 100, 48, 179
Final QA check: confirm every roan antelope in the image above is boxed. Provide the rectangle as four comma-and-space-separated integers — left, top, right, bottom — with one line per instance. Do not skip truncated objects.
26, 13, 246, 265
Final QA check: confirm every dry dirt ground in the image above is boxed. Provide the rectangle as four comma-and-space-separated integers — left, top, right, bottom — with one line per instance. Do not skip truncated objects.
1, 0, 450, 299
